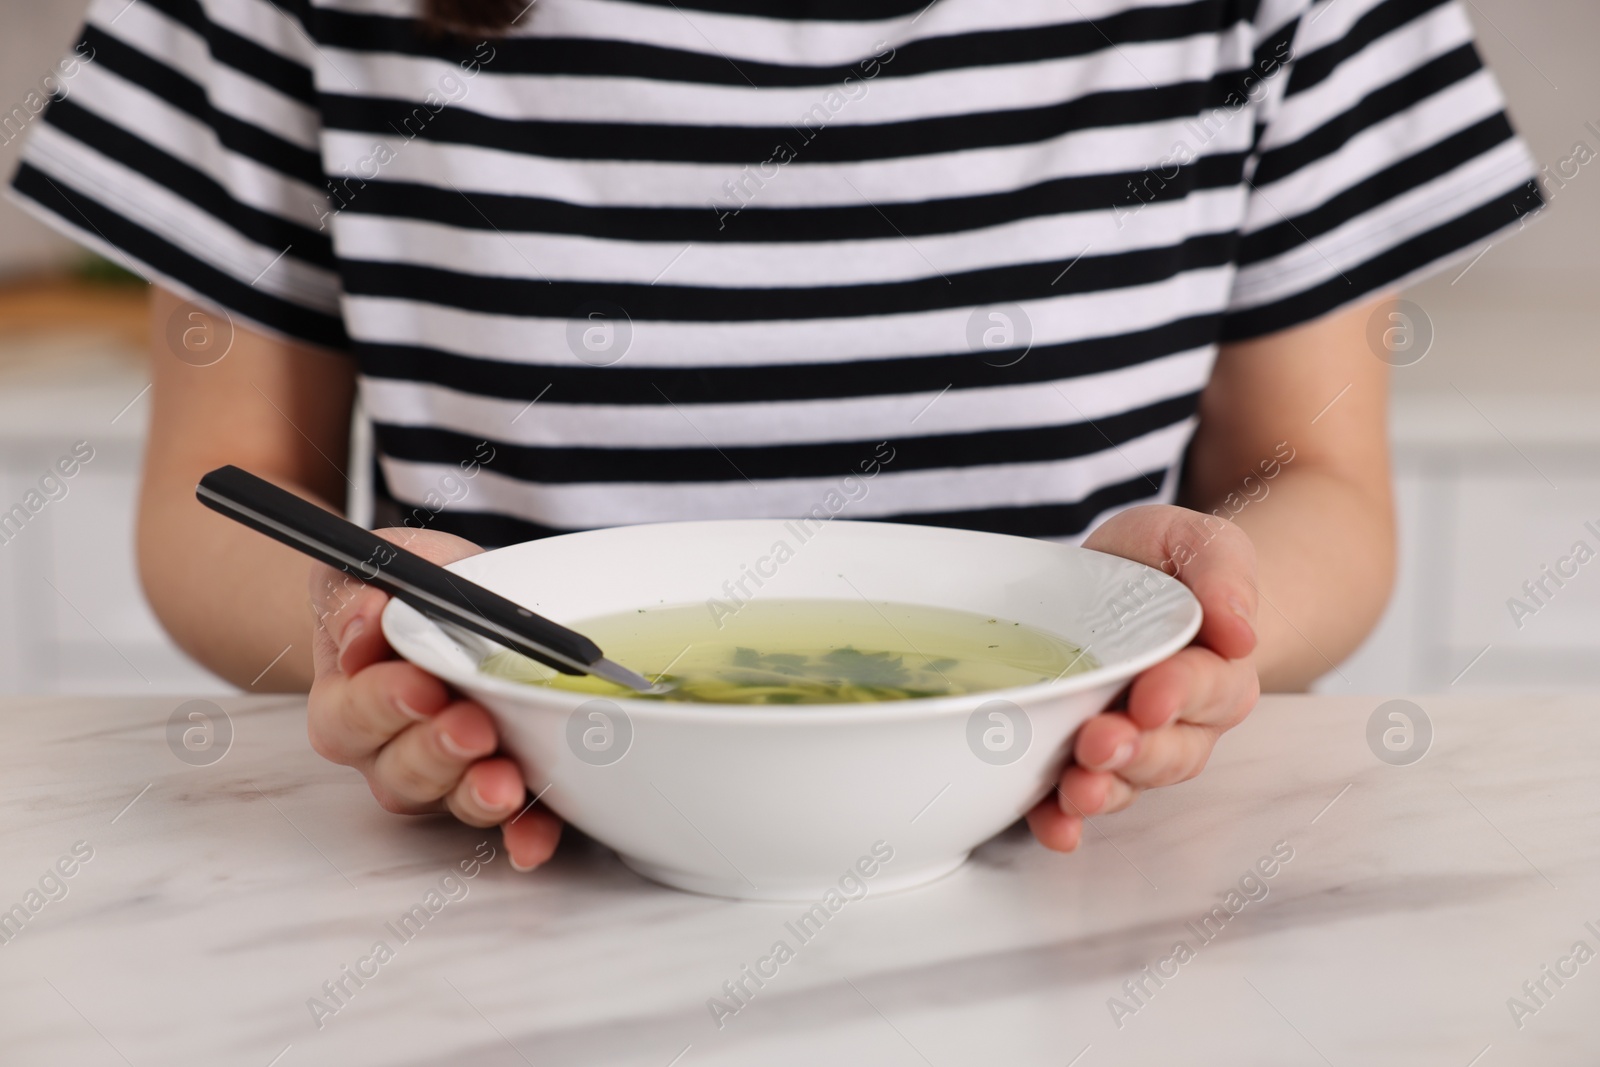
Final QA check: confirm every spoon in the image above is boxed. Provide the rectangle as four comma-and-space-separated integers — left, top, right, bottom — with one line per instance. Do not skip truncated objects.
195, 465, 668, 694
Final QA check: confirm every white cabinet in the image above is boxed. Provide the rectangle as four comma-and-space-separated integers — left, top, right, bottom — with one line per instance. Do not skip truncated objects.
0, 356, 231, 695
35, 456, 179, 692
1324, 394, 1600, 693
1449, 474, 1600, 648
0, 466, 21, 686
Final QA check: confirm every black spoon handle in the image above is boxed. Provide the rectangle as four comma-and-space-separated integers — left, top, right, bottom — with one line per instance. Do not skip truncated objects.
195, 465, 599, 675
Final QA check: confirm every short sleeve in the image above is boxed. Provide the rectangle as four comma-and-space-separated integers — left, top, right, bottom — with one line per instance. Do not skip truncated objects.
6, 0, 346, 350
1221, 0, 1544, 341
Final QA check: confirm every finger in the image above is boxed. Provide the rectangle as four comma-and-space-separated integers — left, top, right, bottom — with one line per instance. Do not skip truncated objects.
1056, 765, 1141, 816
1072, 711, 1140, 773
307, 659, 452, 766
1025, 796, 1083, 853
1126, 646, 1218, 731
1117, 720, 1220, 789
1082, 504, 1258, 660
503, 804, 563, 872
443, 758, 527, 828
365, 700, 499, 811
307, 528, 489, 680
1127, 648, 1259, 733
1118, 656, 1258, 789
309, 572, 390, 678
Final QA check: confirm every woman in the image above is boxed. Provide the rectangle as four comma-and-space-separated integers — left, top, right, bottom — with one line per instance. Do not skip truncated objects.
11, 0, 1539, 869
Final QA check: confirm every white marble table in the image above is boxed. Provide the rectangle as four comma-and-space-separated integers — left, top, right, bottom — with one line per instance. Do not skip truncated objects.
1, 693, 1597, 1065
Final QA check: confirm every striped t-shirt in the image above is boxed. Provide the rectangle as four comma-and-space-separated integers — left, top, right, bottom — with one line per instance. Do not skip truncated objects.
10, 0, 1540, 545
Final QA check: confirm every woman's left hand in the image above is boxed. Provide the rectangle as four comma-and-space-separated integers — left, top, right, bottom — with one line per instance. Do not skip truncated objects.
1026, 504, 1262, 852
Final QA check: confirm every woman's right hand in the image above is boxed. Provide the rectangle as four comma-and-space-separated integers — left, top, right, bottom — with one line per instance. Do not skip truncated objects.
305, 527, 563, 870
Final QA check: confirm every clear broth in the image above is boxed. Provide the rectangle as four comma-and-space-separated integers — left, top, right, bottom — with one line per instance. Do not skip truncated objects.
479, 599, 1094, 705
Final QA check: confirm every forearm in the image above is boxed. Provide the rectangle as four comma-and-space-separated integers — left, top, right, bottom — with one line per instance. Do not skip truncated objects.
1177, 295, 1397, 691
137, 286, 356, 692
138, 476, 324, 691
1212, 464, 1395, 691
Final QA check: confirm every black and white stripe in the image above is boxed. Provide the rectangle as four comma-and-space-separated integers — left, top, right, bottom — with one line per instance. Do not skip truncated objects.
11, 0, 1540, 543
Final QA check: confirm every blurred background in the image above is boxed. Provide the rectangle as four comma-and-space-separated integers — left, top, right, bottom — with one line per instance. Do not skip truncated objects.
1, 0, 1595, 696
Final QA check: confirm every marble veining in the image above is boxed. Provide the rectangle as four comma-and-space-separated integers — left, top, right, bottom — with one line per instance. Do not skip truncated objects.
1, 693, 1598, 1066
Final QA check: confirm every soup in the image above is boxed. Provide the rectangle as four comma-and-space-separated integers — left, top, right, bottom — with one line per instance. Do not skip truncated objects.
479, 599, 1093, 704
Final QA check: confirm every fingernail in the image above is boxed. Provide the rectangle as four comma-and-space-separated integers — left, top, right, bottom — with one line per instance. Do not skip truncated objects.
509, 854, 537, 873
469, 782, 504, 813
438, 730, 477, 761
395, 698, 431, 724
1228, 596, 1251, 621
1106, 740, 1135, 770
335, 616, 366, 672
337, 614, 365, 649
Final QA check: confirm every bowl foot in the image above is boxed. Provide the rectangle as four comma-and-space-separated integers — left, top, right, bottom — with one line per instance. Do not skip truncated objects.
616, 852, 970, 901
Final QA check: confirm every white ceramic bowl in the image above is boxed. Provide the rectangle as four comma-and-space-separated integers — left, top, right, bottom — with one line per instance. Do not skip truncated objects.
382, 520, 1200, 900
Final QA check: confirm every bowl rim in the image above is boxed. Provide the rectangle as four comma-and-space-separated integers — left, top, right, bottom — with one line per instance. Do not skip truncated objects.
381, 520, 1203, 725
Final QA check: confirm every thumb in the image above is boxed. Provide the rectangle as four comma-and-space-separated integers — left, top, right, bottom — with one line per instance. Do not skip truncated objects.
308, 526, 486, 679
1082, 504, 1257, 660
